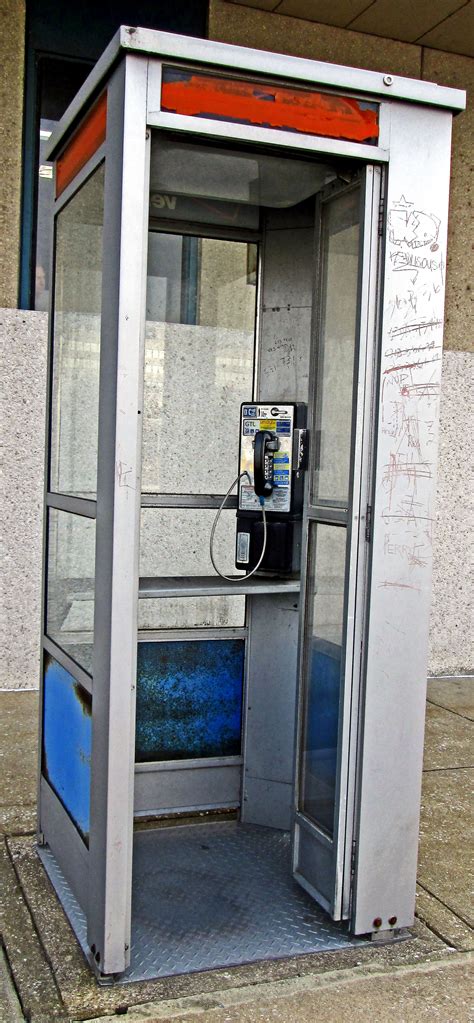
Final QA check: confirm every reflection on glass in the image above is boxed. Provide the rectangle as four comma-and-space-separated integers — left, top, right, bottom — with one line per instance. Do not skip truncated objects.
300, 524, 347, 836
143, 235, 256, 494
46, 509, 95, 674
149, 136, 331, 225
140, 508, 240, 579
135, 640, 244, 762
34, 57, 92, 310
50, 164, 104, 497
312, 187, 360, 505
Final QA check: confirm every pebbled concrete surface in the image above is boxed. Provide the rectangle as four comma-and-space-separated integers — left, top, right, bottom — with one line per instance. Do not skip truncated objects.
77, 954, 474, 1023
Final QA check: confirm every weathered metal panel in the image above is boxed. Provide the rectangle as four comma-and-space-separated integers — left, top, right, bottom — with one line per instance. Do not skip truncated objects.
42, 653, 91, 841
135, 640, 244, 762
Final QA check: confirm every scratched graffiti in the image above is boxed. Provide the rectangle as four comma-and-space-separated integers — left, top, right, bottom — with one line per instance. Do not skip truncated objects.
379, 195, 444, 592
388, 195, 440, 250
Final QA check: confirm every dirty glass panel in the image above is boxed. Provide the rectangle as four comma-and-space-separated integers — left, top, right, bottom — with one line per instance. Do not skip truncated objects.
312, 186, 360, 507
42, 653, 91, 841
140, 507, 242, 579
138, 596, 245, 630
49, 163, 104, 498
299, 524, 347, 837
143, 235, 256, 495
46, 509, 95, 674
135, 640, 244, 762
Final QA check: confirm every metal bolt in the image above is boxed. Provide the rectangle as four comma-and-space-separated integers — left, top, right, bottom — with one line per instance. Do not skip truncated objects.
383, 75, 394, 86
389, 915, 398, 926
373, 917, 382, 928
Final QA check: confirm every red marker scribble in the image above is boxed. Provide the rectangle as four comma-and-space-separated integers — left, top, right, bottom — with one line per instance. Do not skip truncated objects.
161, 69, 379, 144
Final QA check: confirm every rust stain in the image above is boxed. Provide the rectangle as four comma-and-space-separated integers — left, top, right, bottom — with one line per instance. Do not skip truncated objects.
56, 91, 107, 197
73, 681, 92, 717
161, 70, 379, 144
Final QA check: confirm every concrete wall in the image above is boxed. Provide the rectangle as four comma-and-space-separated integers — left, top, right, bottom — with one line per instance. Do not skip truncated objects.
0, 0, 25, 308
0, 310, 47, 690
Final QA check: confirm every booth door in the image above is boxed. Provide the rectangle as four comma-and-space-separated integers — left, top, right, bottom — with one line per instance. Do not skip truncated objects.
293, 169, 379, 920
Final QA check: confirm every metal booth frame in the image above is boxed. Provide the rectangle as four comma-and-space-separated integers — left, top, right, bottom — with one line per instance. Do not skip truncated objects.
39, 27, 465, 977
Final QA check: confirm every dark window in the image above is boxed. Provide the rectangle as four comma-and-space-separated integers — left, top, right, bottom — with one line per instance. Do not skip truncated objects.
21, 0, 208, 309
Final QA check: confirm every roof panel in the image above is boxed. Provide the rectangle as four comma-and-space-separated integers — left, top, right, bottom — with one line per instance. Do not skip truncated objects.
349, 0, 466, 43
275, 0, 370, 26
417, 3, 474, 57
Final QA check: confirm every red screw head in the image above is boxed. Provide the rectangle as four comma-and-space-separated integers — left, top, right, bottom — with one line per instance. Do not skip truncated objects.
373, 917, 382, 928
389, 915, 398, 926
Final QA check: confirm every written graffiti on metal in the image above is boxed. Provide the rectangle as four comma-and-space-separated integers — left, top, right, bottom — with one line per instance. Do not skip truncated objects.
379, 195, 444, 594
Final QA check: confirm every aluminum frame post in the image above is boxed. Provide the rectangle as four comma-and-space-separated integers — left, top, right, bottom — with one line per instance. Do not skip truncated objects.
88, 54, 150, 975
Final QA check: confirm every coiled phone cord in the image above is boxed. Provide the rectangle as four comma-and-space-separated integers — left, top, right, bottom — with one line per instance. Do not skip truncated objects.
209, 470, 267, 582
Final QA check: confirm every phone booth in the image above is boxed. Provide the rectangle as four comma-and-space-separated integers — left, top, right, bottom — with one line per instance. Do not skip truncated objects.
38, 27, 465, 980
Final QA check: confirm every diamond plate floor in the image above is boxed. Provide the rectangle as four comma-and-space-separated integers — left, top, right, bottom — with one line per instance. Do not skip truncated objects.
40, 821, 362, 983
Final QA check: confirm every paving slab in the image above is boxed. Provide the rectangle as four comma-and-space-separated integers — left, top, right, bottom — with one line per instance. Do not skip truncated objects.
74, 953, 474, 1023
418, 767, 474, 928
0, 947, 24, 1023
0, 839, 67, 1023
416, 885, 474, 952
423, 702, 474, 770
427, 677, 474, 721
0, 690, 38, 837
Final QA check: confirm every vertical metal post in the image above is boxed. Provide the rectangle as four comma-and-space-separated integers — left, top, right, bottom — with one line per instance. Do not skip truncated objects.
88, 54, 150, 975
352, 103, 453, 934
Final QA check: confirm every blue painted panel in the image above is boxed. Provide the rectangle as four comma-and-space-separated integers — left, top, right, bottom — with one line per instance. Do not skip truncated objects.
42, 653, 91, 841
308, 638, 341, 762
302, 638, 342, 833
136, 640, 244, 762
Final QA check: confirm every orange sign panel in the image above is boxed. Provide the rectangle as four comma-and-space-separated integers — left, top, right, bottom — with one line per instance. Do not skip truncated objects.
56, 92, 107, 198
161, 68, 379, 144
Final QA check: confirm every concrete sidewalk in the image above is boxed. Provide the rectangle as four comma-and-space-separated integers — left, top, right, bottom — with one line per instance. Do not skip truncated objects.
1, 678, 473, 1022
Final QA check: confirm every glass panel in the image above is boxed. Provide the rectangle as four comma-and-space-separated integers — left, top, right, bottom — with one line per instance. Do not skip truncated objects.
42, 652, 91, 841
46, 509, 95, 674
150, 136, 333, 213
138, 596, 245, 630
140, 507, 241, 583
312, 187, 360, 506
300, 524, 347, 837
34, 57, 92, 310
135, 640, 244, 761
143, 235, 256, 494
50, 163, 104, 498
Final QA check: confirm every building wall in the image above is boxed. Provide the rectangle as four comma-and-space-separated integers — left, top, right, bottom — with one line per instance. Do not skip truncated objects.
0, 2, 472, 686
0, 0, 25, 308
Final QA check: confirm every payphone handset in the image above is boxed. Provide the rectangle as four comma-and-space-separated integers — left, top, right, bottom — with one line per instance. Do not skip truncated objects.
235, 402, 307, 575
238, 403, 301, 514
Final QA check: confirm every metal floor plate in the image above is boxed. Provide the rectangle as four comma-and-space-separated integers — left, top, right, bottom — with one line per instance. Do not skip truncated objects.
39, 821, 361, 983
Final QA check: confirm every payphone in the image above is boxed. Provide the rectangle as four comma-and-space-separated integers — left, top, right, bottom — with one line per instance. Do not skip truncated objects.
236, 402, 307, 574
209, 402, 307, 580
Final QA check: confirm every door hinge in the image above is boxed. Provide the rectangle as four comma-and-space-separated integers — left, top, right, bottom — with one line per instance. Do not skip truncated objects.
351, 839, 357, 878
378, 195, 385, 237
365, 504, 373, 543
